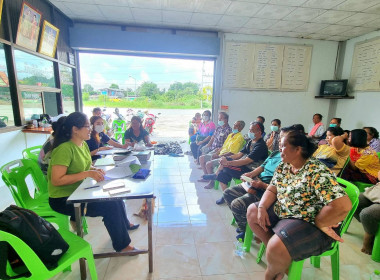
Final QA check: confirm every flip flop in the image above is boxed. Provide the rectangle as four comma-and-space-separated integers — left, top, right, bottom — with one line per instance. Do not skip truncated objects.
197, 178, 209, 182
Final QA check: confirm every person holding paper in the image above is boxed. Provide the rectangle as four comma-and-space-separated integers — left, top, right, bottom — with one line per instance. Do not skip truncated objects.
87, 116, 129, 161
124, 116, 153, 148
48, 112, 139, 253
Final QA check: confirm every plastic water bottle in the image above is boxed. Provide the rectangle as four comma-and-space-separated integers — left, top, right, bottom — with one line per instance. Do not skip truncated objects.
370, 270, 380, 280
234, 238, 245, 258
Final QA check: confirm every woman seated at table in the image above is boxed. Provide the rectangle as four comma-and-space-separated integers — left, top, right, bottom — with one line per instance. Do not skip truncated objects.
247, 131, 351, 280
342, 129, 380, 184
48, 112, 138, 253
86, 116, 129, 161
124, 116, 152, 148
354, 171, 380, 255
313, 126, 350, 176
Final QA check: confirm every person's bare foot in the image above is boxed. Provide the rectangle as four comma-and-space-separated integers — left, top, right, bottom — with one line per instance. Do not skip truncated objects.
204, 182, 214, 189
361, 233, 374, 255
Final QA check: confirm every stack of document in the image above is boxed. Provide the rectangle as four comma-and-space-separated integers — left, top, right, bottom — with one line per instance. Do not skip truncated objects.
99, 155, 142, 180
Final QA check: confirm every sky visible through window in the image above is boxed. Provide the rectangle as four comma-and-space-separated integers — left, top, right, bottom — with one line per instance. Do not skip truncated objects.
79, 53, 214, 91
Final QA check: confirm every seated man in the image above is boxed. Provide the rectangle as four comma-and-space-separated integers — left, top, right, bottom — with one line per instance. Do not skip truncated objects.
223, 127, 291, 240
199, 120, 246, 189
204, 121, 268, 205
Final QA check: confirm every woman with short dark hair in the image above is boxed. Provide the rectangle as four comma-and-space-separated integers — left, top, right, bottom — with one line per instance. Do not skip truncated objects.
247, 131, 351, 280
364, 127, 380, 152
265, 118, 281, 152
342, 129, 380, 184
124, 115, 152, 147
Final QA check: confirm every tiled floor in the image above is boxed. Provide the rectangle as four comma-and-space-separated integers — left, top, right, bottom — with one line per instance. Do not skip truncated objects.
54, 154, 380, 280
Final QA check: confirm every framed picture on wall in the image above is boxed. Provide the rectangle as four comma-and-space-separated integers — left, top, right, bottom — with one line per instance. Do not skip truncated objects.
38, 21, 59, 58
15, 2, 42, 51
0, 0, 4, 23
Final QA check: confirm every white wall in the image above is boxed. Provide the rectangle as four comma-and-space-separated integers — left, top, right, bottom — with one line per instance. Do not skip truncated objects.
220, 33, 339, 134
0, 130, 49, 210
335, 30, 380, 130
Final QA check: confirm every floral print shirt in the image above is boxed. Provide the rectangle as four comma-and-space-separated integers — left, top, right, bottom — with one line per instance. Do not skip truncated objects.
272, 157, 346, 224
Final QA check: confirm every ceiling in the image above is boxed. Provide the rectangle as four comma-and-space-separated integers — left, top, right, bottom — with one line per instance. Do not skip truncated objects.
48, 0, 380, 41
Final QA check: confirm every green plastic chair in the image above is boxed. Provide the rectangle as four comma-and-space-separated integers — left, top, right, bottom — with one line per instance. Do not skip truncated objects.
112, 120, 127, 144
371, 224, 380, 262
22, 146, 42, 163
0, 228, 97, 279
0, 116, 8, 123
214, 177, 242, 190
255, 178, 359, 280
0, 159, 88, 234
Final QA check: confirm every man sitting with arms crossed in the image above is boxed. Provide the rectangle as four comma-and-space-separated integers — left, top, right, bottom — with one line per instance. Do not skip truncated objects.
204, 121, 268, 205
223, 126, 293, 240
199, 120, 246, 189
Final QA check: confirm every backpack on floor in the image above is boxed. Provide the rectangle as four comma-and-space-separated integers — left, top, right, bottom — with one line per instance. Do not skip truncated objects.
0, 205, 69, 279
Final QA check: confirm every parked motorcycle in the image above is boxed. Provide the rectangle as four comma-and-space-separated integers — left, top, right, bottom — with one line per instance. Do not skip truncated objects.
143, 111, 160, 135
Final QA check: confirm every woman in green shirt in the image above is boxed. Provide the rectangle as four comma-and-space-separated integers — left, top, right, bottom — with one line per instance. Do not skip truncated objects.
48, 112, 137, 253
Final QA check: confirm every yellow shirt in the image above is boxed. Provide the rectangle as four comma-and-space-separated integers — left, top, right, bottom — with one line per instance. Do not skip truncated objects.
313, 143, 350, 175
219, 132, 245, 155
355, 147, 380, 178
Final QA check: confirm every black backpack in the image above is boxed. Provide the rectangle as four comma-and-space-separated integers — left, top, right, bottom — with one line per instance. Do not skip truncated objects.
0, 205, 69, 279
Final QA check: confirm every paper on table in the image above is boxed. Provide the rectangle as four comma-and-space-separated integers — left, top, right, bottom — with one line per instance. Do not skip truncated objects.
115, 156, 141, 167
94, 157, 115, 166
105, 166, 133, 179
97, 147, 132, 155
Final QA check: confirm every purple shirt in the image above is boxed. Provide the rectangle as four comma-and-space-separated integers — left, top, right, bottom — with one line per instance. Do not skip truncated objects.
369, 138, 380, 153
198, 121, 216, 137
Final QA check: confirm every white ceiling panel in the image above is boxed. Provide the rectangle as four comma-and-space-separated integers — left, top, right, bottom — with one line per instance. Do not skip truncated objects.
337, 12, 379, 26
283, 7, 325, 21
293, 22, 328, 33
130, 8, 162, 22
58, 0, 96, 4
128, 0, 162, 9
238, 0, 270, 3
306, 33, 331, 40
284, 31, 303, 38
268, 0, 308, 7
64, 3, 104, 17
328, 35, 351, 41
340, 26, 376, 37
217, 15, 250, 28
363, 18, 380, 28
195, 0, 232, 14
162, 0, 196, 12
311, 10, 353, 24
301, 0, 345, 9
190, 13, 222, 26
93, 0, 130, 5
270, 20, 304, 31
335, 0, 380, 12
225, 2, 265, 17
262, 29, 290, 36
98, 5, 134, 20
318, 24, 352, 35
49, 1, 74, 14
244, 17, 277, 29
239, 28, 269, 35
162, 11, 193, 24
363, 3, 380, 14
254, 4, 295, 19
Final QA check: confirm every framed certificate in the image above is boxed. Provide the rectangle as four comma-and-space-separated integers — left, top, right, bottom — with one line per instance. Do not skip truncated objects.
38, 20, 60, 58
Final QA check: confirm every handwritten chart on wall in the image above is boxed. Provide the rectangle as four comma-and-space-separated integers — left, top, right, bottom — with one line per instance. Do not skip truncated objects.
223, 41, 312, 91
350, 37, 380, 91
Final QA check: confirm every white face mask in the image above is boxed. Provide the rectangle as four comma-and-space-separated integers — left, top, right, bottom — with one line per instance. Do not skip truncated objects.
94, 125, 104, 133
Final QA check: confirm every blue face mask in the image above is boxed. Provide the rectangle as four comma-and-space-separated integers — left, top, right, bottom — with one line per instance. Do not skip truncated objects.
218, 120, 224, 126
232, 129, 239, 134
329, 123, 337, 127
248, 132, 256, 140
270, 125, 279, 132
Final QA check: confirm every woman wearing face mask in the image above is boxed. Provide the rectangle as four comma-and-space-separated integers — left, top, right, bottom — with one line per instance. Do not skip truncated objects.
265, 119, 281, 152
190, 110, 216, 163
86, 116, 129, 161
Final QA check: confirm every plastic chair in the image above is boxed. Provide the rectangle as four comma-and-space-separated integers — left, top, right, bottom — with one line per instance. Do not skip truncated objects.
0, 228, 97, 280
337, 156, 350, 178
0, 159, 89, 234
0, 116, 8, 123
112, 120, 127, 144
22, 146, 42, 163
214, 177, 241, 190
255, 178, 359, 280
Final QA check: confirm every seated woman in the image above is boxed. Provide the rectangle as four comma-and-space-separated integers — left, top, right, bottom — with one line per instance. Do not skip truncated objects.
364, 127, 380, 153
265, 119, 281, 152
48, 112, 138, 253
247, 131, 351, 280
190, 110, 215, 163
124, 116, 153, 148
39, 116, 66, 175
354, 171, 380, 255
318, 118, 342, 145
86, 116, 129, 161
313, 126, 350, 176
342, 129, 380, 184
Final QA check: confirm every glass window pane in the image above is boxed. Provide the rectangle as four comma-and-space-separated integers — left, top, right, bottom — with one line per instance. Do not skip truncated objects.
60, 64, 75, 114
14, 50, 55, 88
0, 44, 14, 127
22, 91, 43, 121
